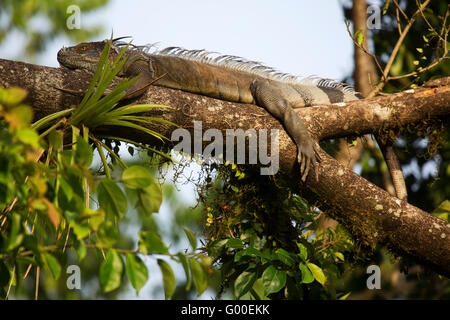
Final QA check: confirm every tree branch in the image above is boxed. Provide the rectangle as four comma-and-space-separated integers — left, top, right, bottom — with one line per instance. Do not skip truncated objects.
1, 58, 449, 276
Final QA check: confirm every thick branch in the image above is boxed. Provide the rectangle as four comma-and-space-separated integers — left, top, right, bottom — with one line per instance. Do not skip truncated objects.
1, 58, 449, 276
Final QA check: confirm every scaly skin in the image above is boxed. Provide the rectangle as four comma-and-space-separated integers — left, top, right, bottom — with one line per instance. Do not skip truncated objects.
56, 39, 365, 182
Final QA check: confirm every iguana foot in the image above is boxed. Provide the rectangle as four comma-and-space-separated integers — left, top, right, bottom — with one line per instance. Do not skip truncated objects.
250, 77, 321, 182
297, 140, 320, 182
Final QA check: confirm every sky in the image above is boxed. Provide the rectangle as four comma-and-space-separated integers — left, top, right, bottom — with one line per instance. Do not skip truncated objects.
38, 0, 355, 81
3, 0, 357, 299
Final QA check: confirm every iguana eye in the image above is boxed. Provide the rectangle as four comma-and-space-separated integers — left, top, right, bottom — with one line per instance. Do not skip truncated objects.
75, 44, 88, 52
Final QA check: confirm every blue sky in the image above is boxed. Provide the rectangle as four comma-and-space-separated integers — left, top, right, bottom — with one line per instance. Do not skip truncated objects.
37, 0, 355, 82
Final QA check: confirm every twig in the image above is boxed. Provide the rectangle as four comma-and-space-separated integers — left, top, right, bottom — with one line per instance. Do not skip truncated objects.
23, 263, 33, 279
62, 226, 71, 253
5, 265, 15, 299
393, 0, 408, 20
388, 56, 449, 80
35, 267, 40, 300
395, 7, 403, 35
368, 0, 432, 97
417, 0, 447, 43
344, 20, 384, 75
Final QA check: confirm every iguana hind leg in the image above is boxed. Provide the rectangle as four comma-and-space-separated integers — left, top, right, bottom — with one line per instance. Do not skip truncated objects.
250, 78, 320, 181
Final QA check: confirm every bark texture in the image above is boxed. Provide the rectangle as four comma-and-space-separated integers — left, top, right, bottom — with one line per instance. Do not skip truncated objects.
1, 58, 449, 276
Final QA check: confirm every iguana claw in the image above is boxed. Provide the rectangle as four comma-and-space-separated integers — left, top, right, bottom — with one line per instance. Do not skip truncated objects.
298, 141, 320, 182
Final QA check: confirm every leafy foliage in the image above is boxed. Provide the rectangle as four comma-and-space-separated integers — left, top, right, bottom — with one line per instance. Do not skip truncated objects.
197, 164, 355, 299
0, 39, 211, 299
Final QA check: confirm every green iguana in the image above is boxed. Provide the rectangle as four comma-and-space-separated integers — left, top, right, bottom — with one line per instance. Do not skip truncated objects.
57, 38, 406, 195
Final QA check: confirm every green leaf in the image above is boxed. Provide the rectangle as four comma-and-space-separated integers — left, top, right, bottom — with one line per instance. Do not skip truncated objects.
240, 229, 264, 250
69, 220, 90, 240
250, 278, 269, 300
307, 262, 326, 286
75, 240, 87, 261
22, 236, 40, 260
137, 178, 162, 215
6, 105, 33, 128
157, 259, 175, 300
48, 129, 63, 150
207, 239, 228, 256
138, 231, 169, 255
334, 252, 345, 261
97, 221, 119, 247
122, 165, 153, 189
296, 242, 308, 261
177, 252, 191, 291
275, 248, 295, 267
15, 128, 40, 148
44, 253, 61, 280
58, 176, 73, 202
65, 167, 85, 199
99, 250, 124, 293
354, 29, 364, 46
234, 247, 267, 262
87, 210, 104, 231
126, 254, 148, 295
189, 258, 208, 296
128, 146, 134, 156
261, 265, 286, 295
226, 238, 244, 249
76, 37, 112, 111
299, 263, 314, 284
32, 108, 73, 131
97, 178, 127, 218
382, 0, 390, 14
234, 270, 257, 299
339, 292, 352, 300
6, 214, 23, 251
0, 261, 11, 288
432, 199, 450, 222
0, 87, 27, 105
75, 136, 93, 167
183, 227, 197, 251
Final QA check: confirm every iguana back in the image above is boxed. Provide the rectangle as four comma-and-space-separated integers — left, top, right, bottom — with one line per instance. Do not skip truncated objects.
58, 40, 360, 106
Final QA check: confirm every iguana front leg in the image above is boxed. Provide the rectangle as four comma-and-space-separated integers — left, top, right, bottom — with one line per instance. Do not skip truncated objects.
250, 78, 320, 181
120, 57, 158, 99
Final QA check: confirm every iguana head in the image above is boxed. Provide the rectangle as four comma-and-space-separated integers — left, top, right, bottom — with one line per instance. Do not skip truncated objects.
57, 39, 122, 72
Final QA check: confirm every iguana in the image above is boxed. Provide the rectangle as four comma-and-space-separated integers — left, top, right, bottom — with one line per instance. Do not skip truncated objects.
57, 38, 407, 195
